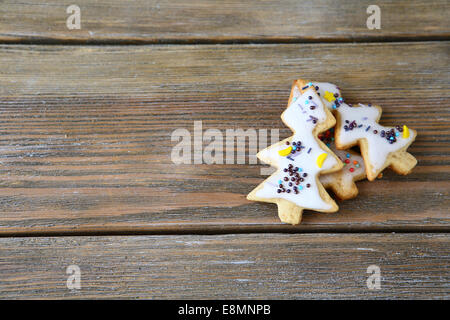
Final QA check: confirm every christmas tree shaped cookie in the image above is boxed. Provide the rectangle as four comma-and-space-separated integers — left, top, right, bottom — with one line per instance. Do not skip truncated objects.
247, 81, 343, 225
318, 129, 366, 200
298, 80, 417, 181
287, 83, 367, 200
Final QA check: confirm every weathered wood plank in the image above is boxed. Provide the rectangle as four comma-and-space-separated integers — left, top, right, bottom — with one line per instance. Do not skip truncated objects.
0, 42, 449, 234
0, 233, 448, 299
0, 0, 449, 43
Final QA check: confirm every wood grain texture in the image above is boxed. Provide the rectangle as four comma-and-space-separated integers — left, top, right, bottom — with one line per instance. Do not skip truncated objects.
0, 233, 448, 299
0, 0, 449, 43
0, 42, 449, 234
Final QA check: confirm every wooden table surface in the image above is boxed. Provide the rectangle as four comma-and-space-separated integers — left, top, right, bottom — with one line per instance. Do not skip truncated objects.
0, 0, 449, 299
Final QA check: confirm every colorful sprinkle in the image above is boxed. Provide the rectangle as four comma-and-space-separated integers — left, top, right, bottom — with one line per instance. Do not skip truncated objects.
316, 153, 328, 168
346, 153, 351, 158
402, 125, 410, 138
385, 128, 397, 144
349, 168, 355, 172
278, 146, 292, 156
324, 91, 336, 102
344, 120, 359, 131
308, 115, 318, 124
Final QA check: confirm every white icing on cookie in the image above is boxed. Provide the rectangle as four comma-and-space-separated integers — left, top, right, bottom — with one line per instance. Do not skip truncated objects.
311, 82, 416, 174
311, 82, 340, 110
254, 87, 338, 211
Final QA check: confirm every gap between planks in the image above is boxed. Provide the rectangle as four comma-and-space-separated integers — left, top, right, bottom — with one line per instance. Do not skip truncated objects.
1, 225, 450, 238
1, 35, 450, 46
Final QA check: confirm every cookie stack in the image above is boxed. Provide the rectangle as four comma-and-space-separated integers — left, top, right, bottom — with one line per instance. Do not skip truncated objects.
247, 79, 417, 225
